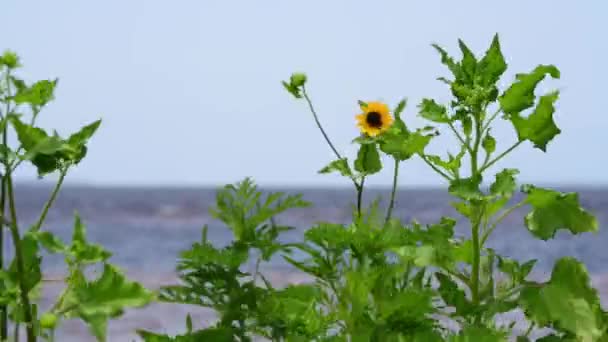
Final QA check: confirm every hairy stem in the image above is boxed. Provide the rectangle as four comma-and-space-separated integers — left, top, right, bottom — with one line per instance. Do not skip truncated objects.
384, 159, 399, 226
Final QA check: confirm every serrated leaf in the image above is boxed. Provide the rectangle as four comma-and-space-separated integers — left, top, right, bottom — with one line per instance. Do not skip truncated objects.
354, 143, 381, 174
509, 91, 561, 151
490, 168, 519, 198
74, 263, 154, 317
13, 79, 57, 107
32, 231, 67, 254
477, 34, 507, 87
499, 64, 560, 115
448, 176, 483, 200
523, 186, 598, 240
69, 213, 112, 264
520, 257, 606, 341
418, 98, 450, 123
318, 158, 352, 177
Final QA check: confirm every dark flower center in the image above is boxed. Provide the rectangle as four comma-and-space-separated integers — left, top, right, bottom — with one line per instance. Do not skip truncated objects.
366, 112, 383, 128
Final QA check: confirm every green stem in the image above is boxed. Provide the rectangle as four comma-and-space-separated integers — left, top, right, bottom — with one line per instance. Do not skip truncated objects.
301, 86, 362, 217
356, 177, 365, 219
0, 175, 6, 339
384, 159, 399, 226
481, 200, 526, 245
480, 140, 522, 173
32, 168, 67, 232
0, 70, 9, 339
7, 173, 36, 342
302, 87, 342, 161
448, 121, 473, 155
471, 215, 481, 306
481, 108, 501, 134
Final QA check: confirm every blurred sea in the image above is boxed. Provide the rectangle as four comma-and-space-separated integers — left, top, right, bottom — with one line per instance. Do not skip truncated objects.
4, 184, 608, 341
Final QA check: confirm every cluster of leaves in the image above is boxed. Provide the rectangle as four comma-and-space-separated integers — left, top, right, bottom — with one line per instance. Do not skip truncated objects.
0, 51, 153, 341
143, 34, 605, 342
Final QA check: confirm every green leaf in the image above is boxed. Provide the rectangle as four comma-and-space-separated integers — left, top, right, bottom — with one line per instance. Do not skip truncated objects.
318, 158, 352, 177
65, 119, 102, 163
481, 131, 496, 155
477, 34, 507, 87
69, 213, 112, 264
435, 273, 472, 315
32, 231, 67, 254
520, 257, 606, 341
354, 143, 382, 174
448, 176, 483, 200
458, 39, 477, 85
74, 263, 154, 317
9, 116, 68, 174
393, 98, 407, 119
523, 186, 598, 240
499, 64, 560, 115
489, 168, 519, 198
13, 79, 57, 107
432, 43, 460, 80
509, 91, 561, 151
418, 98, 450, 123
380, 129, 432, 161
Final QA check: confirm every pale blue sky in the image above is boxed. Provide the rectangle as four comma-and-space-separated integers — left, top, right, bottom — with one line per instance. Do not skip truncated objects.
3, 1, 607, 187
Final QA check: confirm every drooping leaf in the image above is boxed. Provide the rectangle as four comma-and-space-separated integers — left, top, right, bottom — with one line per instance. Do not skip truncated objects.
508, 91, 561, 151
354, 143, 382, 174
380, 129, 433, 161
522, 186, 598, 240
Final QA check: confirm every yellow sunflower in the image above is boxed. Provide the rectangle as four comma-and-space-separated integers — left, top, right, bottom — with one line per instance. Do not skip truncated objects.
355, 101, 394, 137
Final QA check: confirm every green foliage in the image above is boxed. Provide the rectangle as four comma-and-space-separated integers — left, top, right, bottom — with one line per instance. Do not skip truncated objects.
1, 50, 152, 342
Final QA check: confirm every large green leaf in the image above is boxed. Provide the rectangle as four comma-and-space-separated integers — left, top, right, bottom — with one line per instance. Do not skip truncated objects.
509, 91, 561, 151
379, 129, 432, 161
523, 186, 598, 240
520, 257, 606, 341
74, 263, 154, 318
499, 64, 560, 115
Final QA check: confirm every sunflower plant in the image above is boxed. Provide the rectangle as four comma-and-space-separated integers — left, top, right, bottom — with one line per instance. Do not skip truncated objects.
137, 35, 604, 341
278, 34, 606, 340
0, 51, 153, 342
